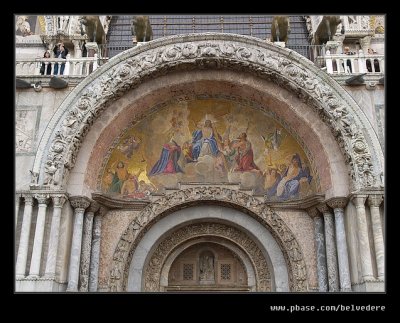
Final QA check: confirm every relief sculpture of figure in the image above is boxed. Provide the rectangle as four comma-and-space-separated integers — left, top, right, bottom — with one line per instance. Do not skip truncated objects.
199, 254, 215, 282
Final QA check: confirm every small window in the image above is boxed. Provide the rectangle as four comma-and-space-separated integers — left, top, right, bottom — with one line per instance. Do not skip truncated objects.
183, 263, 194, 280
220, 264, 231, 280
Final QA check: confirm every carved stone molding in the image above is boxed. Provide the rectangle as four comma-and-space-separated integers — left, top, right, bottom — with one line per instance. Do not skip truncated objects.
69, 196, 91, 210
34, 194, 50, 205
22, 194, 35, 206
144, 222, 271, 292
367, 195, 383, 207
33, 34, 382, 192
108, 187, 308, 292
327, 197, 348, 209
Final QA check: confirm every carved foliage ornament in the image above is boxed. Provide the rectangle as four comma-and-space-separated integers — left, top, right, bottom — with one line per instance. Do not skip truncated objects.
108, 187, 308, 292
42, 36, 376, 190
144, 223, 271, 291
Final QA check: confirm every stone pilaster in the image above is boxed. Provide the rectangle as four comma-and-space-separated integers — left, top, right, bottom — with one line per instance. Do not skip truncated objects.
16, 195, 35, 279
327, 197, 352, 292
66, 196, 90, 292
28, 194, 50, 278
351, 195, 374, 281
44, 194, 67, 278
15, 193, 21, 231
368, 195, 384, 280
89, 206, 107, 292
307, 207, 328, 292
79, 201, 99, 292
317, 203, 339, 291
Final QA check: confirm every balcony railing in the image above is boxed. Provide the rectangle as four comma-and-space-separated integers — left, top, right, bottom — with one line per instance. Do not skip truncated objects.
324, 50, 384, 75
15, 54, 107, 77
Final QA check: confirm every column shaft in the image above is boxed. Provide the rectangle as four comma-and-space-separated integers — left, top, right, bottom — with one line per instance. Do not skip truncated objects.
28, 196, 49, 277
89, 215, 102, 291
16, 196, 34, 278
314, 216, 328, 291
79, 212, 95, 291
323, 211, 339, 291
368, 195, 384, 279
15, 194, 20, 231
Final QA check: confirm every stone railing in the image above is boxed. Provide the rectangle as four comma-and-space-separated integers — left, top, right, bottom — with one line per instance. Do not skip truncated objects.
324, 50, 384, 75
16, 54, 106, 77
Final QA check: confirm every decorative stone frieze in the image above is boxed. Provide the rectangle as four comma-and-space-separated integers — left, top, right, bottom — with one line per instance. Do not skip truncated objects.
108, 187, 308, 292
34, 34, 382, 191
144, 223, 271, 291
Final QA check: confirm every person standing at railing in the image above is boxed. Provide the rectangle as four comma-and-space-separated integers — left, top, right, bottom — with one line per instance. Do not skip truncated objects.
40, 51, 52, 75
53, 42, 68, 75
342, 46, 355, 73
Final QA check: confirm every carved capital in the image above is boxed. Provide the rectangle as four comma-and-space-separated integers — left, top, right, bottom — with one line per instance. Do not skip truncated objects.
51, 194, 67, 208
351, 195, 367, 207
87, 200, 100, 214
327, 197, 348, 210
97, 206, 109, 217
34, 194, 50, 205
22, 194, 35, 206
317, 203, 331, 214
69, 196, 91, 210
367, 195, 383, 208
306, 207, 321, 218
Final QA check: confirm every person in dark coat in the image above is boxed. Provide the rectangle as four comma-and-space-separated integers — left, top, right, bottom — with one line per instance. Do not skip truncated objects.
53, 42, 68, 75
40, 51, 52, 75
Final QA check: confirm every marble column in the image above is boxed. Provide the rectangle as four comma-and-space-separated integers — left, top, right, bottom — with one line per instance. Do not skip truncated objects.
28, 194, 50, 278
66, 196, 90, 292
368, 195, 384, 280
317, 203, 339, 291
16, 195, 35, 278
89, 206, 107, 292
351, 195, 374, 280
307, 207, 328, 292
327, 197, 352, 291
79, 201, 99, 292
15, 193, 21, 231
44, 194, 67, 278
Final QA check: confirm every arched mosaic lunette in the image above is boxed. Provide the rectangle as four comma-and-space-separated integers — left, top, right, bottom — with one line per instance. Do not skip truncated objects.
33, 33, 383, 191
108, 187, 308, 292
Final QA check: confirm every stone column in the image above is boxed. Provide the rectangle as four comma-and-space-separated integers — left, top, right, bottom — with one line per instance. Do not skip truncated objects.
317, 203, 339, 291
351, 195, 374, 280
360, 35, 372, 54
307, 207, 328, 292
15, 193, 21, 231
79, 201, 99, 292
44, 194, 67, 278
66, 196, 90, 292
16, 195, 35, 278
85, 42, 98, 74
368, 195, 384, 280
28, 194, 50, 278
89, 206, 107, 292
327, 197, 352, 291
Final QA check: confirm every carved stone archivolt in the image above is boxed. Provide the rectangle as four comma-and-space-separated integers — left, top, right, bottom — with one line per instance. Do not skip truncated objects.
144, 223, 271, 291
108, 187, 308, 292
33, 33, 382, 191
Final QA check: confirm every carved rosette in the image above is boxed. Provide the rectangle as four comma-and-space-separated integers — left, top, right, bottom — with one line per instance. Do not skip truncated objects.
108, 187, 308, 292
144, 223, 271, 291
40, 34, 377, 191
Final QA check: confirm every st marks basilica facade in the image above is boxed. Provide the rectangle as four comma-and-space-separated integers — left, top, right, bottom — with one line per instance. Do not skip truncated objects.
15, 15, 385, 292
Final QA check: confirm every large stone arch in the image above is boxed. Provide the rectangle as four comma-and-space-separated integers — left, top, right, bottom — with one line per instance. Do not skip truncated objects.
108, 187, 307, 292
32, 33, 383, 192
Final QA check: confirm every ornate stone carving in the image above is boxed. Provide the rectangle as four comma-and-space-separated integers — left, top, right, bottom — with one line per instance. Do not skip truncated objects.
34, 194, 50, 205
367, 195, 383, 207
108, 187, 308, 292
87, 201, 100, 214
22, 194, 35, 206
306, 207, 321, 218
51, 194, 67, 207
317, 203, 330, 214
327, 197, 348, 209
144, 223, 271, 291
38, 34, 378, 190
69, 196, 91, 210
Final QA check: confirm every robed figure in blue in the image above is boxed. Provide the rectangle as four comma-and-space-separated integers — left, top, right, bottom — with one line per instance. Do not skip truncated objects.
149, 139, 184, 176
191, 119, 220, 161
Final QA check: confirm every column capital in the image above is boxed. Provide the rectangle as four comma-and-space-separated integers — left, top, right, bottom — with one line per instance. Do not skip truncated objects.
351, 194, 368, 207
87, 200, 100, 214
307, 207, 321, 218
317, 203, 331, 214
22, 194, 35, 205
51, 194, 68, 207
368, 195, 383, 207
98, 206, 109, 217
70, 196, 91, 210
327, 197, 348, 209
34, 194, 50, 205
